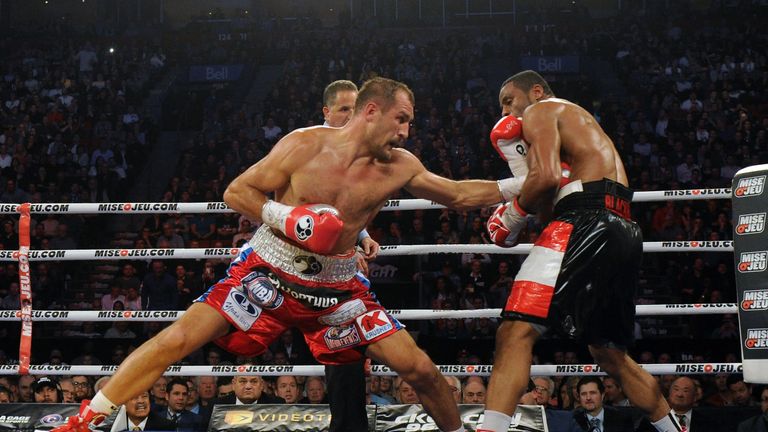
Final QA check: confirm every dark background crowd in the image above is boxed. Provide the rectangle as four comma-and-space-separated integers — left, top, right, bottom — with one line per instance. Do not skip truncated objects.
0, 0, 767, 429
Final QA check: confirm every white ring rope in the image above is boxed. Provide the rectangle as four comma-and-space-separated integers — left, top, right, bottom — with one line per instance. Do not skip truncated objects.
0, 188, 732, 215
0, 241, 734, 262
0, 363, 742, 377
0, 304, 738, 322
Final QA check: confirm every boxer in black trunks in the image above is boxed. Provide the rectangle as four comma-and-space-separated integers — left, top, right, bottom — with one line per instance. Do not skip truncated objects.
478, 70, 681, 432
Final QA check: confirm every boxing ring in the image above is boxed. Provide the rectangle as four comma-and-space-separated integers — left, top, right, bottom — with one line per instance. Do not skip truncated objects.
0, 186, 743, 380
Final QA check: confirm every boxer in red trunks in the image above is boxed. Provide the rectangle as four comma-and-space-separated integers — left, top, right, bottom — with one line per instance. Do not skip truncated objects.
55, 77, 528, 432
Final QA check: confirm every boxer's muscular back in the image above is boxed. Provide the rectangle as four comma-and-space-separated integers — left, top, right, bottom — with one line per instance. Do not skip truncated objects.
535, 98, 628, 187
272, 127, 416, 252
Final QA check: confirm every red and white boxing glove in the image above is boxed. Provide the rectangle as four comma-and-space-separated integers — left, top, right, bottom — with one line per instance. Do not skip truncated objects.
52, 400, 108, 432
262, 200, 344, 255
487, 198, 532, 248
490, 115, 529, 177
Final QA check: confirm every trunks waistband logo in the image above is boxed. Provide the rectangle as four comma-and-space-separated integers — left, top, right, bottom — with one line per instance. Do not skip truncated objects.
293, 255, 323, 275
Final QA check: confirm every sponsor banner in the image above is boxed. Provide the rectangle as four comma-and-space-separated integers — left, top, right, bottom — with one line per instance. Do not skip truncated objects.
376, 404, 546, 432
736, 213, 766, 235
0, 403, 114, 430
742, 290, 768, 311
210, 365, 296, 375
732, 165, 768, 382
663, 303, 737, 310
734, 175, 766, 198
520, 55, 580, 74
96, 310, 181, 320
0, 202, 233, 215
658, 240, 733, 249
189, 64, 245, 82
661, 188, 731, 197
210, 404, 376, 431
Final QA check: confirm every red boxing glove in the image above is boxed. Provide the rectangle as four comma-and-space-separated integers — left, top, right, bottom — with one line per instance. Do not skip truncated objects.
52, 400, 107, 432
490, 115, 529, 177
262, 200, 344, 255
487, 198, 532, 247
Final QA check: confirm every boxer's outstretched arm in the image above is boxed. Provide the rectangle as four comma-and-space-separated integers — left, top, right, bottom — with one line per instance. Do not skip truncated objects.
517, 102, 563, 214
401, 151, 505, 210
224, 133, 308, 222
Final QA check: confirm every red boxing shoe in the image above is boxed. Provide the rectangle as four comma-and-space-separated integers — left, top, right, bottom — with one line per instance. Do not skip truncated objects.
52, 400, 108, 432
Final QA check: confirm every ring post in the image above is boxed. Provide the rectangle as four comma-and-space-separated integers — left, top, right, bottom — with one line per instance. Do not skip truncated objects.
732, 164, 768, 383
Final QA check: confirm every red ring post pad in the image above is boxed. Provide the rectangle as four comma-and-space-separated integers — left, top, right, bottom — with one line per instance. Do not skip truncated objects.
17, 203, 32, 375
732, 165, 768, 383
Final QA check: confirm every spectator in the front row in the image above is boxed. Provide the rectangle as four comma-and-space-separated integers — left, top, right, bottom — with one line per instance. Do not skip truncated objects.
59, 378, 75, 403
444, 376, 461, 403
532, 376, 555, 407
0, 385, 11, 403
18, 374, 34, 402
668, 376, 718, 431
395, 376, 420, 404
33, 377, 61, 403
573, 377, 634, 431
275, 375, 301, 404
462, 377, 487, 404
141, 260, 178, 310
302, 376, 327, 404
72, 375, 93, 402
200, 374, 284, 428
603, 376, 630, 407
112, 390, 175, 431
728, 374, 758, 407
164, 378, 201, 431
197, 376, 217, 408
737, 387, 768, 432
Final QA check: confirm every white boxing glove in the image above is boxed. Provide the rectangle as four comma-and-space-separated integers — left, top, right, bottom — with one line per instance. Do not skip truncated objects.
486, 198, 532, 247
490, 115, 529, 177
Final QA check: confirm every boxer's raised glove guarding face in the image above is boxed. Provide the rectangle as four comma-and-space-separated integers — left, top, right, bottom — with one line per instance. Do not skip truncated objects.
487, 198, 532, 248
490, 115, 529, 177
51, 400, 107, 432
262, 200, 344, 255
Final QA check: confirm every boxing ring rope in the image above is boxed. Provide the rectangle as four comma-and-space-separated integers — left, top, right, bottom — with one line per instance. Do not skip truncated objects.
0, 363, 743, 377
0, 304, 738, 322
0, 241, 735, 262
1, 186, 737, 379
0, 187, 733, 215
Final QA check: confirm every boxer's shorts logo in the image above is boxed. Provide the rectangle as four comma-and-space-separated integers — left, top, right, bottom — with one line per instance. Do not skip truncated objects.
356, 310, 393, 340
318, 299, 366, 326
736, 213, 765, 235
242, 271, 283, 309
222, 289, 261, 330
734, 175, 765, 197
295, 216, 314, 240
293, 255, 322, 275
738, 251, 767, 273
323, 324, 361, 351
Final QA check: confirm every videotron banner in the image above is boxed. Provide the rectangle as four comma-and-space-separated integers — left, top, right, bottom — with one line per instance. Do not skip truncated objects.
210, 404, 376, 431
732, 164, 768, 383
209, 404, 545, 431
